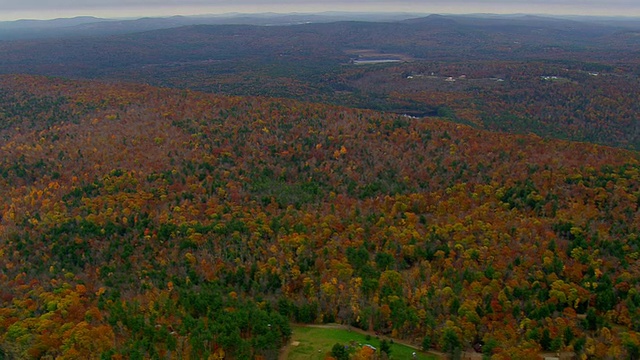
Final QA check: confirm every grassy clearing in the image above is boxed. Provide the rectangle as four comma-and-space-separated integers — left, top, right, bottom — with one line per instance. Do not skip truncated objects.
285, 325, 436, 360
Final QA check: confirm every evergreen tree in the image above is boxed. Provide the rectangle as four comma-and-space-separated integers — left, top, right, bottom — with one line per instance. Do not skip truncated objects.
331, 343, 349, 360
380, 339, 391, 357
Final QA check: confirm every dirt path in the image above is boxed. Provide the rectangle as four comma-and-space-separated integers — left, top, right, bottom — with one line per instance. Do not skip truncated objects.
278, 338, 293, 360
278, 323, 446, 360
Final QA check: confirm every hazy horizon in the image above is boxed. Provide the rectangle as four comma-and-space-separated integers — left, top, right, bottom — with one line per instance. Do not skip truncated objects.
1, 1, 640, 21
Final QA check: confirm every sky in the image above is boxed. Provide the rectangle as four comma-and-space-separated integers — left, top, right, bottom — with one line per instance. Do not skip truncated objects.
1, 0, 639, 21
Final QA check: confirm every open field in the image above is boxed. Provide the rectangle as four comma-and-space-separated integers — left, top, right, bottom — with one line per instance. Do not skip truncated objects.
283, 325, 438, 360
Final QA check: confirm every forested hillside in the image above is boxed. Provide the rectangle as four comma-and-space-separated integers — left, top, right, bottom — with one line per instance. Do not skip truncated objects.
1, 75, 640, 358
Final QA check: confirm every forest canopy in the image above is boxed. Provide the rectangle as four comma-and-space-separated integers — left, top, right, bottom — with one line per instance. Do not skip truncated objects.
0, 74, 639, 358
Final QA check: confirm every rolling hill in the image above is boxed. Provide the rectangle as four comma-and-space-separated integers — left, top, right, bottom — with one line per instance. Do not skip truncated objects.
1, 74, 639, 358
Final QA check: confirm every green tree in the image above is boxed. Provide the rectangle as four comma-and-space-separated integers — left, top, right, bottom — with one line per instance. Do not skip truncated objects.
624, 340, 640, 360
574, 337, 586, 354
331, 343, 349, 360
585, 308, 598, 331
422, 335, 431, 351
380, 339, 391, 357
540, 328, 552, 351
482, 339, 498, 359
442, 327, 461, 358
563, 326, 574, 346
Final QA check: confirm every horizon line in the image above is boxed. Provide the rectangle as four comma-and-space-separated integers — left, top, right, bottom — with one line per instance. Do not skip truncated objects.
2, 10, 640, 23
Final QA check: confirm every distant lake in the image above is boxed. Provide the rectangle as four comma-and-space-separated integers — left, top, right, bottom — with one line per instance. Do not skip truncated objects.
353, 59, 402, 65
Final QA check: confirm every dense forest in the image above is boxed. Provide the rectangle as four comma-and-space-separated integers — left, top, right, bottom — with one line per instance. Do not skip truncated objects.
1, 74, 640, 359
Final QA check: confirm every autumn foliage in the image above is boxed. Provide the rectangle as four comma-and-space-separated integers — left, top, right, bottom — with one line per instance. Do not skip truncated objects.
1, 75, 640, 358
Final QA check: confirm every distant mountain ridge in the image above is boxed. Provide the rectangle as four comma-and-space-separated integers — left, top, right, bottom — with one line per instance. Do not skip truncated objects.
0, 13, 634, 73
0, 16, 106, 29
0, 12, 425, 40
0, 12, 638, 40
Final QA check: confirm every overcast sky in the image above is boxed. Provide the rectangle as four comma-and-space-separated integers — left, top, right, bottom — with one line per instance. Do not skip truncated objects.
1, 0, 639, 21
